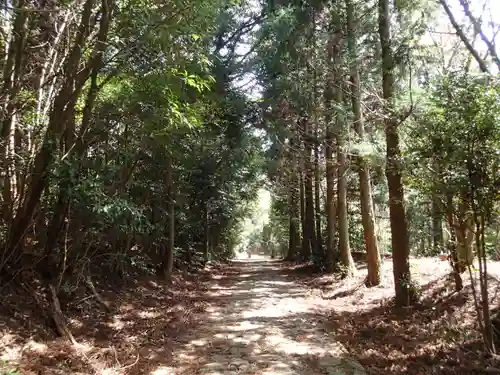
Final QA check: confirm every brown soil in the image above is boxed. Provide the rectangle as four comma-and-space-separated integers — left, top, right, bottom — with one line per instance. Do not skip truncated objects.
0, 257, 499, 375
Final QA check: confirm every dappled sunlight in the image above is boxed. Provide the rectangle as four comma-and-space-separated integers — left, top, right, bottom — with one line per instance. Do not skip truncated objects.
0, 336, 46, 362
2, 257, 368, 375
265, 332, 345, 356
136, 310, 163, 319
150, 367, 173, 375
219, 320, 264, 332
258, 280, 294, 286
155, 259, 366, 375
108, 315, 125, 330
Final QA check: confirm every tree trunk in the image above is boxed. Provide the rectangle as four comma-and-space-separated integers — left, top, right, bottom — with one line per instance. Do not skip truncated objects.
47, 283, 77, 345
308, 10, 321, 264
300, 162, 309, 259
303, 117, 316, 261
3, 0, 105, 261
347, 0, 380, 285
337, 124, 355, 277
329, 20, 355, 277
431, 195, 443, 254
203, 203, 209, 264
453, 191, 475, 272
314, 134, 323, 262
324, 28, 341, 273
324, 126, 337, 272
161, 156, 175, 279
446, 194, 463, 291
288, 135, 301, 260
378, 0, 416, 306
0, 0, 28, 225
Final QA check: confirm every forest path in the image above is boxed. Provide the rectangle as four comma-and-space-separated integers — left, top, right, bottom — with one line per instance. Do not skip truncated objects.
158, 258, 366, 375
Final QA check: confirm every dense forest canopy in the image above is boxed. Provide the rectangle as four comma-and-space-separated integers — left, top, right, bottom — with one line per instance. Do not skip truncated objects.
1, 0, 500, 365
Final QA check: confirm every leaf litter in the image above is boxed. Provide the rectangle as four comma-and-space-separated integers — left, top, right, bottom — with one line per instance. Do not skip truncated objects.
1, 257, 500, 375
291, 257, 500, 375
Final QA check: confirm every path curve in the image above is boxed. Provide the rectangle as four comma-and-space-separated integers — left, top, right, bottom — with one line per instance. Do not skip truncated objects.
154, 258, 366, 375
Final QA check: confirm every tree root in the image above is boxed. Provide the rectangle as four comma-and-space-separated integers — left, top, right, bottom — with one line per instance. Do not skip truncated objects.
84, 275, 111, 312
47, 283, 78, 345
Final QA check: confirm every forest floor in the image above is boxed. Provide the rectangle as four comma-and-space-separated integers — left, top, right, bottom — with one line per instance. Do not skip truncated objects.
296, 256, 500, 375
0, 256, 499, 375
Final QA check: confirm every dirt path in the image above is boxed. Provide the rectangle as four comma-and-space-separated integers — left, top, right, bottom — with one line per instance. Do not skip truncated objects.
152, 258, 366, 375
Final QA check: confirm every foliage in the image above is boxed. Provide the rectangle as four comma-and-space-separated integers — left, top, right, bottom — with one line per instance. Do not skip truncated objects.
0, 0, 265, 345
1, 0, 500, 360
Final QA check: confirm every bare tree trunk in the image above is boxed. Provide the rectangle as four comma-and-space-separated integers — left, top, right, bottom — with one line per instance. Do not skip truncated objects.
347, 0, 380, 285
476, 217, 494, 352
47, 283, 77, 344
378, 0, 416, 306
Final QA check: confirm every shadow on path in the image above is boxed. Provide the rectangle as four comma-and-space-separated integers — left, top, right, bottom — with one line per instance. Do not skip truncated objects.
150, 258, 366, 375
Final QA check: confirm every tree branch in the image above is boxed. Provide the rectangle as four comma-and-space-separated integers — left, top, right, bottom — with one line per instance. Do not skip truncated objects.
438, 0, 490, 73
458, 0, 500, 71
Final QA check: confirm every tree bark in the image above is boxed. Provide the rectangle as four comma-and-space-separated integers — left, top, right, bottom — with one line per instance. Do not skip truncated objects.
299, 156, 309, 259
161, 155, 175, 279
4, 0, 99, 257
337, 119, 355, 277
324, 31, 339, 273
288, 134, 301, 260
203, 203, 209, 264
446, 194, 463, 291
454, 194, 474, 271
303, 117, 316, 261
329, 24, 355, 277
314, 131, 323, 262
0, 0, 29, 223
378, 0, 416, 306
347, 0, 380, 285
431, 195, 443, 254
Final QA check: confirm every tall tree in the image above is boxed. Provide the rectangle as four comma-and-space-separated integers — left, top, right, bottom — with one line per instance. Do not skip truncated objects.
378, 0, 415, 306
324, 24, 340, 273
288, 133, 301, 260
346, 0, 380, 285
331, 8, 355, 276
